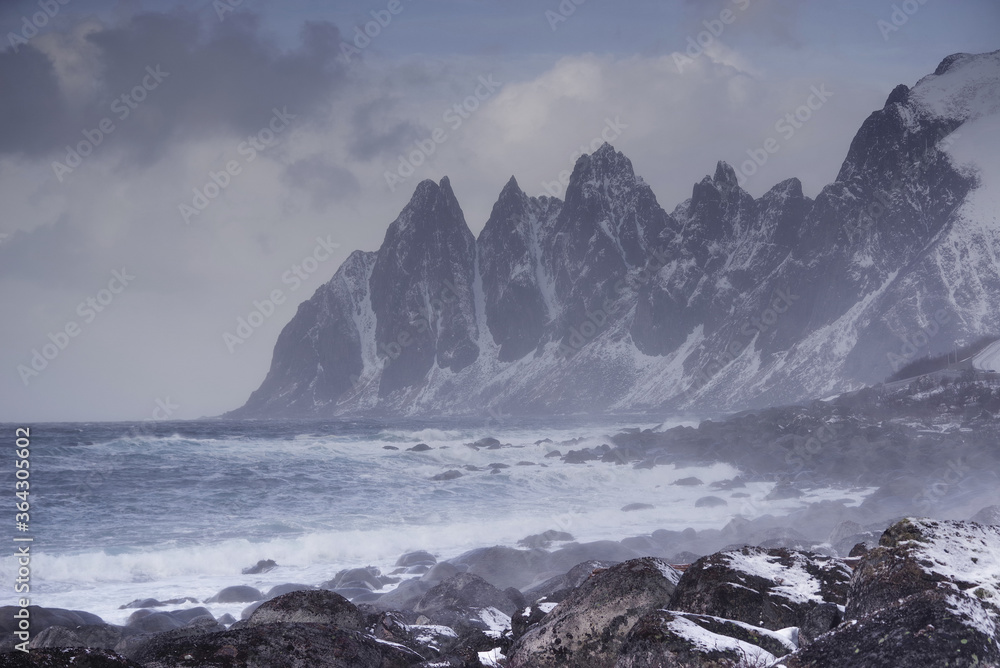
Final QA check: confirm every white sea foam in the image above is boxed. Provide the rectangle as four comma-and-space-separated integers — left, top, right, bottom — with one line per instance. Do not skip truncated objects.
0, 419, 869, 626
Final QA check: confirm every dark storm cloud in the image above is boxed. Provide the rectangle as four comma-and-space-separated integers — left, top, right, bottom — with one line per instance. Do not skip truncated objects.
0, 11, 347, 164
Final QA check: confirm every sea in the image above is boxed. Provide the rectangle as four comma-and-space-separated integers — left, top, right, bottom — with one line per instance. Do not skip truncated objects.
0, 417, 868, 626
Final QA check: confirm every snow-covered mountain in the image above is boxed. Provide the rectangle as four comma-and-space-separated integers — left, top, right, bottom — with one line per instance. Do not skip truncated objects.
231, 50, 1000, 418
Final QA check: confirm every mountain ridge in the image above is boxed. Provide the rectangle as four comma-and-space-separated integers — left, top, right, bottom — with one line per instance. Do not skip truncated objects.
228, 50, 1000, 419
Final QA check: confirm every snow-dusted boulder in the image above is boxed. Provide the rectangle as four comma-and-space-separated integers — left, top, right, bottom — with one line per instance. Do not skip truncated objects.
616, 610, 796, 667
668, 547, 851, 631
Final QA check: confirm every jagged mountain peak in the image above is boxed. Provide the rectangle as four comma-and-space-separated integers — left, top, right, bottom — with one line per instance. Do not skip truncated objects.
762, 177, 804, 201
570, 142, 640, 187
885, 83, 910, 107
713, 161, 739, 189
234, 50, 1000, 419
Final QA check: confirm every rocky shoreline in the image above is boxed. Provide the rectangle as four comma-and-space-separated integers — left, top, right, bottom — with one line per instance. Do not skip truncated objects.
2, 514, 999, 667
5, 379, 1000, 666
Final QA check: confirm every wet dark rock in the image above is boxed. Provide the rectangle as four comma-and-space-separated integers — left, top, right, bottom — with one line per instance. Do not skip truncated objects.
516, 460, 535, 466
487, 462, 510, 470
563, 449, 599, 464
710, 478, 747, 491
797, 601, 842, 646
672, 477, 703, 486
543, 450, 562, 458
431, 470, 463, 481
408, 443, 432, 452
373, 578, 434, 612
619, 536, 660, 553
448, 546, 548, 590
245, 590, 366, 629
125, 607, 220, 634
413, 572, 520, 631
383, 445, 399, 450
545, 541, 643, 575
0, 606, 105, 642
616, 610, 795, 667
467, 437, 500, 450
27, 624, 138, 651
396, 550, 437, 568
507, 557, 681, 668
516, 530, 573, 549
781, 589, 1000, 668
765, 482, 805, 500
0, 648, 142, 666
694, 495, 727, 508
422, 562, 463, 585
265, 583, 316, 599
205, 585, 263, 604
621, 503, 654, 512
119, 598, 164, 610
322, 566, 387, 592
241, 558, 278, 575
848, 542, 869, 557
120, 622, 424, 667
669, 547, 851, 631
521, 560, 621, 603
239, 601, 264, 620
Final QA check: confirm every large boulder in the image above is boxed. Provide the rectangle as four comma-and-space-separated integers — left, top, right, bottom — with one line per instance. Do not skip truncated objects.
125, 607, 219, 634
0, 648, 142, 666
846, 518, 1000, 624
780, 589, 1000, 668
447, 546, 548, 590
204, 585, 263, 604
0, 606, 104, 642
507, 557, 681, 668
245, 590, 366, 630
119, 622, 424, 667
668, 547, 851, 631
522, 560, 622, 603
616, 610, 795, 667
27, 624, 138, 651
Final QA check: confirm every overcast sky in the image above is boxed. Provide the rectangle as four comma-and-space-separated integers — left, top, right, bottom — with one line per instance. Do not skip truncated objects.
1, 0, 997, 422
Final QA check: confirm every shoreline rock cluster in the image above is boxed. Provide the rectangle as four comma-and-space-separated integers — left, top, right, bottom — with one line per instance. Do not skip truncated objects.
3, 516, 998, 667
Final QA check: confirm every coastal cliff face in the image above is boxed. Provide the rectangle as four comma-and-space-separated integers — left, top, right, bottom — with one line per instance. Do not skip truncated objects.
232, 50, 1000, 418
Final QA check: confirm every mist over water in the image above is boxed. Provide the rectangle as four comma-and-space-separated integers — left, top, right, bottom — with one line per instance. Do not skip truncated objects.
1, 417, 869, 625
